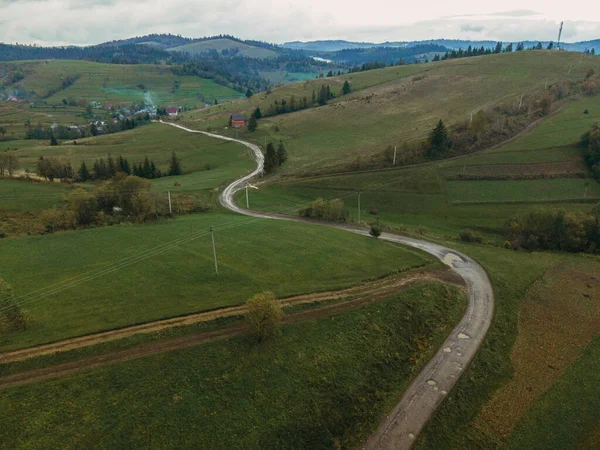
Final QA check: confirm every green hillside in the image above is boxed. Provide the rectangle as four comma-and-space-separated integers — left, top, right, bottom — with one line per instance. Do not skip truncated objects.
238, 94, 600, 239
1, 60, 242, 106
169, 38, 278, 59
181, 51, 597, 174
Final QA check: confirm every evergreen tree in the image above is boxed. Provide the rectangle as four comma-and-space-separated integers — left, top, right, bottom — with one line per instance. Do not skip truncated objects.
341, 80, 351, 95
535, 42, 543, 50
264, 142, 278, 173
91, 123, 98, 136
246, 88, 253, 98
150, 161, 158, 179
547, 42, 554, 50
50, 135, 58, 146
494, 42, 503, 53
505, 43, 513, 52
253, 107, 262, 119
427, 119, 451, 158
168, 151, 182, 176
78, 161, 90, 181
248, 115, 258, 132
318, 85, 328, 106
107, 154, 116, 177
118, 156, 131, 174
143, 156, 152, 178
276, 141, 288, 165
516, 42, 525, 51
64, 161, 73, 179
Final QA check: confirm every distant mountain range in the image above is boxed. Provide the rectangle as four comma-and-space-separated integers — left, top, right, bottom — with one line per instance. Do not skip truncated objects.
283, 39, 600, 53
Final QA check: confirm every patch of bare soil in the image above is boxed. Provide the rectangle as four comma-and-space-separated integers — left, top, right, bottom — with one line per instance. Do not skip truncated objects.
0, 270, 463, 389
473, 262, 600, 441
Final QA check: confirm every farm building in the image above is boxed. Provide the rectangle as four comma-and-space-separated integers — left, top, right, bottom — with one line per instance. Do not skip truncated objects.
168, 108, 178, 117
230, 114, 246, 128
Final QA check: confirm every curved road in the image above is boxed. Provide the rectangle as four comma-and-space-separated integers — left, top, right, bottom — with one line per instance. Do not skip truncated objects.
162, 121, 494, 449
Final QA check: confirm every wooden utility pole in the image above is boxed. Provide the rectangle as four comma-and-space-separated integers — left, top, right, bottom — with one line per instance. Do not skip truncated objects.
168, 191, 172, 213
393, 146, 397, 166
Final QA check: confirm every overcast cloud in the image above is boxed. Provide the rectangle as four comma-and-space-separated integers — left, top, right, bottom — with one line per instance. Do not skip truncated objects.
1, 0, 599, 46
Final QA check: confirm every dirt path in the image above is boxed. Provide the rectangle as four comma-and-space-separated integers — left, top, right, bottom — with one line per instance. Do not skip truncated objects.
0, 270, 462, 390
162, 122, 495, 449
0, 270, 457, 365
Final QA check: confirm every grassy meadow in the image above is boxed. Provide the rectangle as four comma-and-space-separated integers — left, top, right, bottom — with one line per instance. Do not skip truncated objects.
236, 90, 600, 239
0, 211, 433, 350
9, 123, 254, 190
180, 50, 597, 174
1, 60, 242, 107
169, 38, 278, 59
0, 282, 466, 449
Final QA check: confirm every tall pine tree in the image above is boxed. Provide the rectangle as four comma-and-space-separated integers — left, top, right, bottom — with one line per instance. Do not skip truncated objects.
276, 141, 288, 165
264, 143, 278, 174
169, 151, 182, 176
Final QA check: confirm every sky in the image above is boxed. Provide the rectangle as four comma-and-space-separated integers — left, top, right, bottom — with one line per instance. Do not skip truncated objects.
1, 0, 600, 46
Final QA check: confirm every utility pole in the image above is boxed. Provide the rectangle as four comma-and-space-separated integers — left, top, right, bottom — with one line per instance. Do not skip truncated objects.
246, 185, 249, 208
210, 227, 219, 276
393, 146, 397, 166
357, 191, 361, 224
168, 190, 172, 213
518, 95, 524, 110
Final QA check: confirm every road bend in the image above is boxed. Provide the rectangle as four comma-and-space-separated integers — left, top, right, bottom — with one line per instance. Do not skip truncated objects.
160, 121, 495, 449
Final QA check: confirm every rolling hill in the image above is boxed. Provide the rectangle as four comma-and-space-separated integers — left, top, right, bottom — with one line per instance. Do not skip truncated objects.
169, 38, 278, 59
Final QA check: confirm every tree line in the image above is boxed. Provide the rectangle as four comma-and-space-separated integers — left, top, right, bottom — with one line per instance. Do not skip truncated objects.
37, 151, 181, 182
505, 207, 600, 253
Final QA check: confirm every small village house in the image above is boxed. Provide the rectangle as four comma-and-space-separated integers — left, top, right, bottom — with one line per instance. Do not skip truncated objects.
168, 108, 178, 117
230, 114, 246, 128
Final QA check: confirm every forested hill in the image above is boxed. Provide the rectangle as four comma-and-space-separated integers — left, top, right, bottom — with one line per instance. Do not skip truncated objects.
320, 44, 449, 65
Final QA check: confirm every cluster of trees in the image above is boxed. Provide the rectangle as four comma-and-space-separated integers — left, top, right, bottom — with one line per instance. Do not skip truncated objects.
0, 153, 19, 176
580, 123, 600, 179
38, 151, 181, 182
264, 141, 287, 173
434, 41, 563, 62
504, 207, 600, 253
330, 44, 447, 66
43, 175, 211, 232
37, 156, 74, 181
250, 82, 350, 124
299, 197, 348, 222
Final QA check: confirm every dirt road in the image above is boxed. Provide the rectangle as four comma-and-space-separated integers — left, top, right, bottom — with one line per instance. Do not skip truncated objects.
162, 121, 495, 449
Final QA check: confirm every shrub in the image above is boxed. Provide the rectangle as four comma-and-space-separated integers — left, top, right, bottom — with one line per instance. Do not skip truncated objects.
245, 292, 283, 342
370, 224, 382, 239
171, 194, 212, 214
299, 198, 348, 222
459, 228, 483, 244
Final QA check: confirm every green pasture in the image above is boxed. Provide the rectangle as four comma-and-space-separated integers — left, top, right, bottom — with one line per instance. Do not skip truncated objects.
0, 211, 432, 350
0, 179, 72, 211
0, 283, 465, 449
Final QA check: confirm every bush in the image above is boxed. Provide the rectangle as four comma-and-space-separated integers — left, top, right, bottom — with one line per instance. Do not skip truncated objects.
171, 194, 212, 214
299, 198, 348, 222
459, 228, 483, 243
370, 224, 382, 239
504, 209, 599, 253
245, 292, 283, 342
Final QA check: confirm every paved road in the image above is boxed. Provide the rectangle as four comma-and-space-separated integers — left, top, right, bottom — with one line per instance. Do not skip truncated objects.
161, 121, 495, 449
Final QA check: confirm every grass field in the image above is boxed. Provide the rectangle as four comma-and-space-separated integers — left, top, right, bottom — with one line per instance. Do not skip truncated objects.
0, 282, 466, 449
169, 38, 278, 59
1, 60, 242, 107
0, 211, 433, 350
506, 336, 600, 449
233, 76, 600, 239
10, 123, 253, 181
0, 178, 72, 211
180, 51, 597, 174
